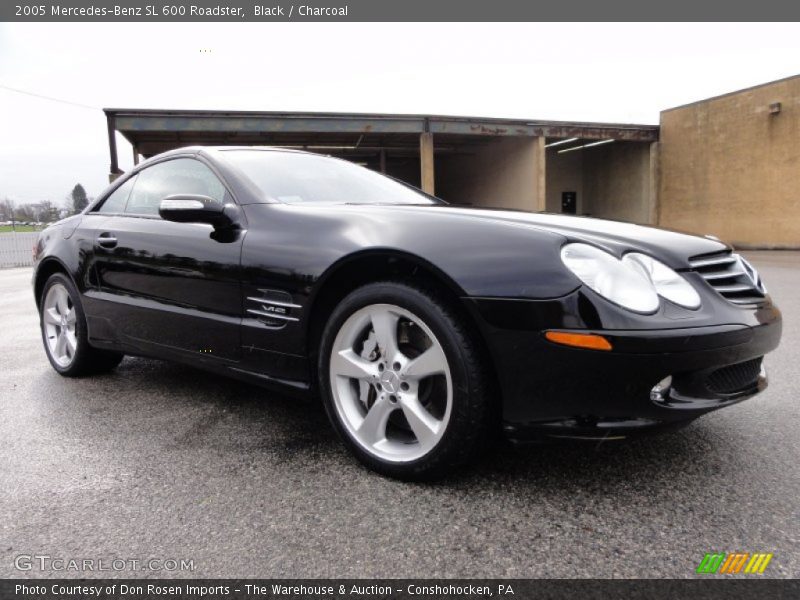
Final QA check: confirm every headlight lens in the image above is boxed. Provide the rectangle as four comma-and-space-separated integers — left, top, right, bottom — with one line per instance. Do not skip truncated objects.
623, 253, 701, 309
560, 243, 660, 313
560, 244, 702, 313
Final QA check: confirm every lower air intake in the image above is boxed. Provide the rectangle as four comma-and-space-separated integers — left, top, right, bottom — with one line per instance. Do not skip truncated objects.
706, 357, 763, 395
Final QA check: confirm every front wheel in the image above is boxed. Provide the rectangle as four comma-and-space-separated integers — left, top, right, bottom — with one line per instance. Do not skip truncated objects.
318, 281, 495, 480
40, 273, 124, 377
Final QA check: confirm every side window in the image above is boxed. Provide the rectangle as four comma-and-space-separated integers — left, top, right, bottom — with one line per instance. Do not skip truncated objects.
124, 158, 226, 216
96, 175, 137, 213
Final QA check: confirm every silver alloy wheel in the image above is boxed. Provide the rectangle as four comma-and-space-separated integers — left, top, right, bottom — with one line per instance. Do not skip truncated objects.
329, 303, 453, 463
42, 283, 78, 368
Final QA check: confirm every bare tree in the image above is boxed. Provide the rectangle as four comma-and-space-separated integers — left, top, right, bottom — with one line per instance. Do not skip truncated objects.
0, 197, 15, 223
35, 200, 60, 222
14, 201, 58, 224
15, 203, 35, 223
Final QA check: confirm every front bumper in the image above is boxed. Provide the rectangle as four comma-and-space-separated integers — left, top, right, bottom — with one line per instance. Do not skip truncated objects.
465, 293, 782, 442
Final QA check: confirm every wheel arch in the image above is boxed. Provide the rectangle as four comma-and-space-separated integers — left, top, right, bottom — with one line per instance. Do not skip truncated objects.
33, 257, 74, 310
305, 249, 499, 393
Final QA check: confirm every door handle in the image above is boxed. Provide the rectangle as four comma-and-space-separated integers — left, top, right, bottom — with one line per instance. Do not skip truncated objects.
96, 233, 118, 249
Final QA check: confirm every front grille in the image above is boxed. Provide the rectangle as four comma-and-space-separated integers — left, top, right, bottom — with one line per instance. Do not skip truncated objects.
688, 251, 767, 305
706, 357, 763, 395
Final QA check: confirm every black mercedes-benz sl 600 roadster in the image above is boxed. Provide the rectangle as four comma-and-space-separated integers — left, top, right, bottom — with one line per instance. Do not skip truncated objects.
33, 147, 782, 479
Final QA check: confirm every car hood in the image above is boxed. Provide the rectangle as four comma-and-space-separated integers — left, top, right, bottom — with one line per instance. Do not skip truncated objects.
373, 204, 729, 269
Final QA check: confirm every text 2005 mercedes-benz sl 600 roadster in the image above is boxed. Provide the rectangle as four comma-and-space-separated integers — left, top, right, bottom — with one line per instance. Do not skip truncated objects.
33, 147, 782, 479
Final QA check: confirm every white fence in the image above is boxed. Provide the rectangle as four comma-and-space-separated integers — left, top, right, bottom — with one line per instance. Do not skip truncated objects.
0, 232, 38, 268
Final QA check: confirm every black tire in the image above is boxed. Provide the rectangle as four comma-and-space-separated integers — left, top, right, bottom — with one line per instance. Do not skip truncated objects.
39, 273, 124, 377
318, 280, 496, 480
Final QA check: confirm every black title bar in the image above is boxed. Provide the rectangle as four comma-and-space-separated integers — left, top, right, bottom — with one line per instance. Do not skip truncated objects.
2, 579, 799, 600
4, 0, 800, 22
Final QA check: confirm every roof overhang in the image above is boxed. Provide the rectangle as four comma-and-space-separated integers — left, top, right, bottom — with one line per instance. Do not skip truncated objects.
103, 108, 660, 172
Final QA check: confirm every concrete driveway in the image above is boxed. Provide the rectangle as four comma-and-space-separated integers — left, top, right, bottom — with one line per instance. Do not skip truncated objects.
1, 252, 797, 578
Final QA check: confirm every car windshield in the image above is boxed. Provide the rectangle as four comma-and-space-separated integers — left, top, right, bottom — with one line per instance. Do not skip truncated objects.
221, 150, 441, 206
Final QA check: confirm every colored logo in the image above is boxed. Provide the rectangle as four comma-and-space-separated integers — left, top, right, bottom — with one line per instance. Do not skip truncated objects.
696, 552, 773, 574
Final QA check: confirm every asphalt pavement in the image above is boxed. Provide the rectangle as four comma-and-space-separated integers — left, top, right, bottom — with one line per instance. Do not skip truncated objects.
1, 252, 798, 578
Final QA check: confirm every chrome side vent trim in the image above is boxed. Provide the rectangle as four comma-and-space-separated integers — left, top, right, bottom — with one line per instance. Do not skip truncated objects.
246, 297, 301, 310
246, 308, 299, 322
689, 251, 767, 306
246, 289, 301, 327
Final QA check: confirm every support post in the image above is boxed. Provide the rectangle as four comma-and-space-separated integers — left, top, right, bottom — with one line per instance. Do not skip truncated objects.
132, 145, 140, 166
379, 148, 387, 174
106, 113, 121, 182
534, 136, 546, 212
419, 132, 435, 195
648, 141, 660, 225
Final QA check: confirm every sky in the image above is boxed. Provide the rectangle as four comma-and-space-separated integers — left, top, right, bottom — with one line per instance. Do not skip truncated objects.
1, 22, 799, 205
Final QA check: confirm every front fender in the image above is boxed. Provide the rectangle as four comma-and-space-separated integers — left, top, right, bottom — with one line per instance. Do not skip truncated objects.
243, 203, 579, 300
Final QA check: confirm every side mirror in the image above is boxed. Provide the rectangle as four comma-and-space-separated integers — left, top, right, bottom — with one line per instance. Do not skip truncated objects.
159, 194, 230, 226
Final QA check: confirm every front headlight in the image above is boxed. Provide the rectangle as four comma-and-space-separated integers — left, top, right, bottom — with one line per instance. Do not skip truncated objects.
560, 243, 702, 314
623, 253, 701, 310
560, 243, 660, 313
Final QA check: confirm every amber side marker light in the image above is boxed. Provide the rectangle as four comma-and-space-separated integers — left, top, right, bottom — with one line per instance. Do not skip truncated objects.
545, 331, 613, 351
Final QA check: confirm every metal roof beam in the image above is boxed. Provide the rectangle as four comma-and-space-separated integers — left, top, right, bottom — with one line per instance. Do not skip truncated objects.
431, 120, 658, 141
115, 115, 425, 135
108, 110, 659, 143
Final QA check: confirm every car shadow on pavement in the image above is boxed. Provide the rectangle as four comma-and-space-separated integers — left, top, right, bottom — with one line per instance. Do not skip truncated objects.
36, 355, 749, 496
455, 419, 754, 505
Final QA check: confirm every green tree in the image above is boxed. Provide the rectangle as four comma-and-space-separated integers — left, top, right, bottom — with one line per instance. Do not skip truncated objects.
70, 183, 89, 214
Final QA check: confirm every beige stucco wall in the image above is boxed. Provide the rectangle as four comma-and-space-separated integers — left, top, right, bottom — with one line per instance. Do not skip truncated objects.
436, 137, 545, 210
659, 75, 800, 247
583, 142, 655, 223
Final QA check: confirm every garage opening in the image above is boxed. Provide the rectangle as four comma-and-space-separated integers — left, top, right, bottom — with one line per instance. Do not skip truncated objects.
545, 137, 657, 223
435, 136, 544, 210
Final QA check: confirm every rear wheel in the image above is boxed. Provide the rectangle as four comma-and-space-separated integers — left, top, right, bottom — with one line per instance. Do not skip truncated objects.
40, 273, 124, 377
319, 281, 494, 480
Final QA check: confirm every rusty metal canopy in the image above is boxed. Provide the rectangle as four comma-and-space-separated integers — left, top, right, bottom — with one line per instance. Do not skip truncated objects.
103, 108, 659, 173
